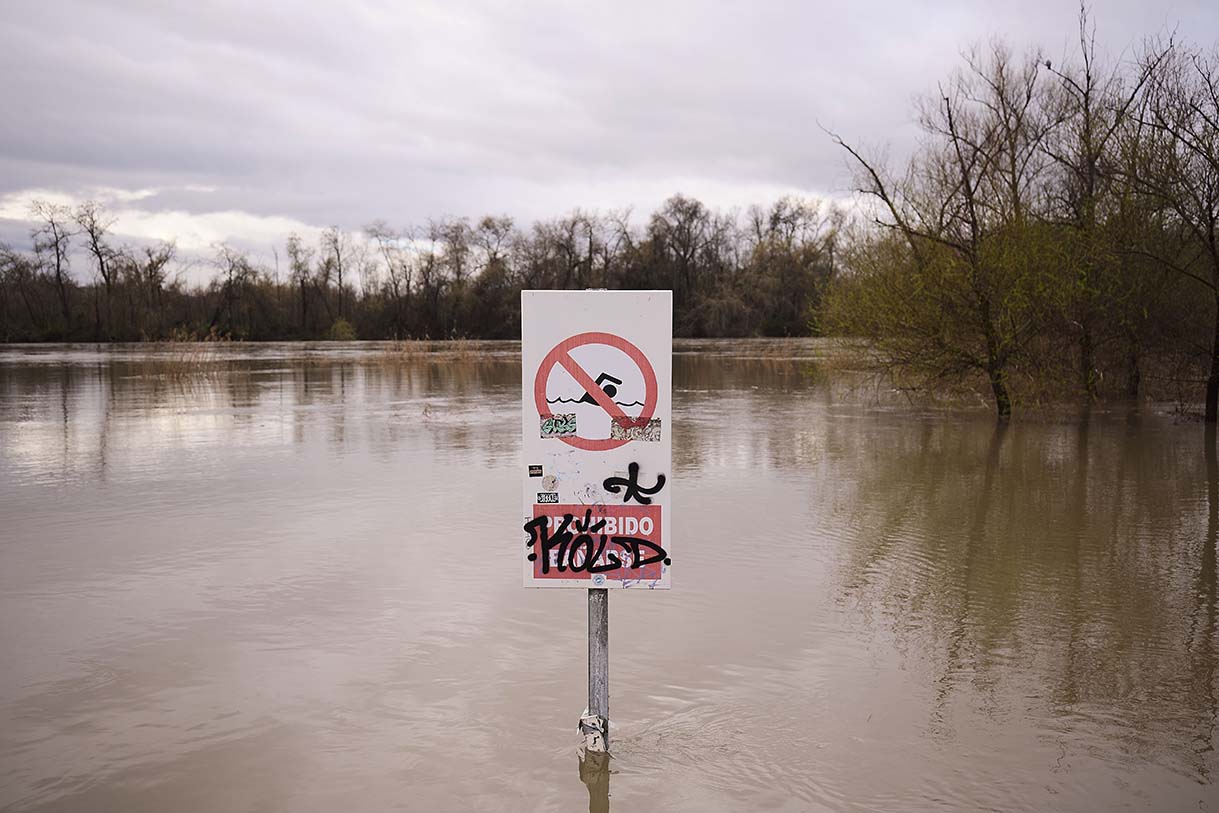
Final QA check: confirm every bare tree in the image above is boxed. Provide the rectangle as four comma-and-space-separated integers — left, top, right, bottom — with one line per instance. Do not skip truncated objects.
830, 43, 1053, 419
648, 195, 711, 310
209, 244, 256, 334
140, 242, 176, 337
320, 227, 350, 319
365, 220, 412, 336
1041, 6, 1167, 398
74, 200, 119, 338
285, 234, 316, 332
0, 241, 44, 335
475, 215, 515, 272
1131, 42, 1219, 420
29, 200, 74, 332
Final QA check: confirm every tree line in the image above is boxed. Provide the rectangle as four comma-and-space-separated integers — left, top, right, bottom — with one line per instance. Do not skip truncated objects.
824, 11, 1219, 420
0, 195, 839, 344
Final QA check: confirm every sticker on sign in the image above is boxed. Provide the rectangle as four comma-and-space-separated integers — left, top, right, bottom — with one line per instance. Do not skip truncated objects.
520, 290, 673, 589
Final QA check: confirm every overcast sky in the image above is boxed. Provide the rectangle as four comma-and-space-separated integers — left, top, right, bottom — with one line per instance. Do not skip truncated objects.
1, 0, 1215, 264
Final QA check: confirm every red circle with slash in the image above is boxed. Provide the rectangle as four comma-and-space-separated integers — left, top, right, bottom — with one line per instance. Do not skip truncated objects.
534, 331, 658, 451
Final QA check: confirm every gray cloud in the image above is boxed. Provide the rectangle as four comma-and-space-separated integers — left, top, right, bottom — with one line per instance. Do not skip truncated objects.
1, 0, 1215, 253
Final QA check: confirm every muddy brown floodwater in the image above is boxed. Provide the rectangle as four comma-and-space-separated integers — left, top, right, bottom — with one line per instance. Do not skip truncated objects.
1, 340, 1217, 811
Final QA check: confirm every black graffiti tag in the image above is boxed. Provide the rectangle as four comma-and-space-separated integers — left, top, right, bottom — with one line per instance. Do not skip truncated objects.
602, 462, 666, 505
524, 508, 671, 574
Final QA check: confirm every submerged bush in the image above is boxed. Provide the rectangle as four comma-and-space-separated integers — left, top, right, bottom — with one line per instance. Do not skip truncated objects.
327, 318, 357, 341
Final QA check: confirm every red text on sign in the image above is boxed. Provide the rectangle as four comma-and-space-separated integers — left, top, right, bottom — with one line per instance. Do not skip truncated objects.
525, 504, 666, 581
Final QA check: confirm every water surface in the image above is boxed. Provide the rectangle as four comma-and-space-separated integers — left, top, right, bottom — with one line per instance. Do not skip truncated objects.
0, 340, 1215, 811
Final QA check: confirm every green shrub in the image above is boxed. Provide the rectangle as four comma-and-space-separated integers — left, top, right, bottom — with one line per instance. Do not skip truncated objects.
327, 318, 357, 341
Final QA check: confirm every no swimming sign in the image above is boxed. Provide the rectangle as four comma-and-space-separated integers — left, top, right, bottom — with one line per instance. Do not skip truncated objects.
520, 291, 673, 588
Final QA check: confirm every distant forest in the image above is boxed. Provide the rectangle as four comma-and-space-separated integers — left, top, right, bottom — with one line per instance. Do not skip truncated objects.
0, 194, 837, 344
3, 10, 1219, 421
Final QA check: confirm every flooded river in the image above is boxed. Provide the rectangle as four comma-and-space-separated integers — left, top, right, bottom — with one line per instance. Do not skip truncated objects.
1, 340, 1216, 811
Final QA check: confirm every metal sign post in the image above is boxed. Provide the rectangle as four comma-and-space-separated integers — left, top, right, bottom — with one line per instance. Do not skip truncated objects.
520, 290, 673, 753
587, 587, 609, 750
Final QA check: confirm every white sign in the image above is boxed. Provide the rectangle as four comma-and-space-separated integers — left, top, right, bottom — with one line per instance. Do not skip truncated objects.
520, 290, 673, 588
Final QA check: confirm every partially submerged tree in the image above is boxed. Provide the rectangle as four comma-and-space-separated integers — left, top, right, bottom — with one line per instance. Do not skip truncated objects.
829, 43, 1054, 419
1129, 42, 1219, 421
1040, 7, 1165, 400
